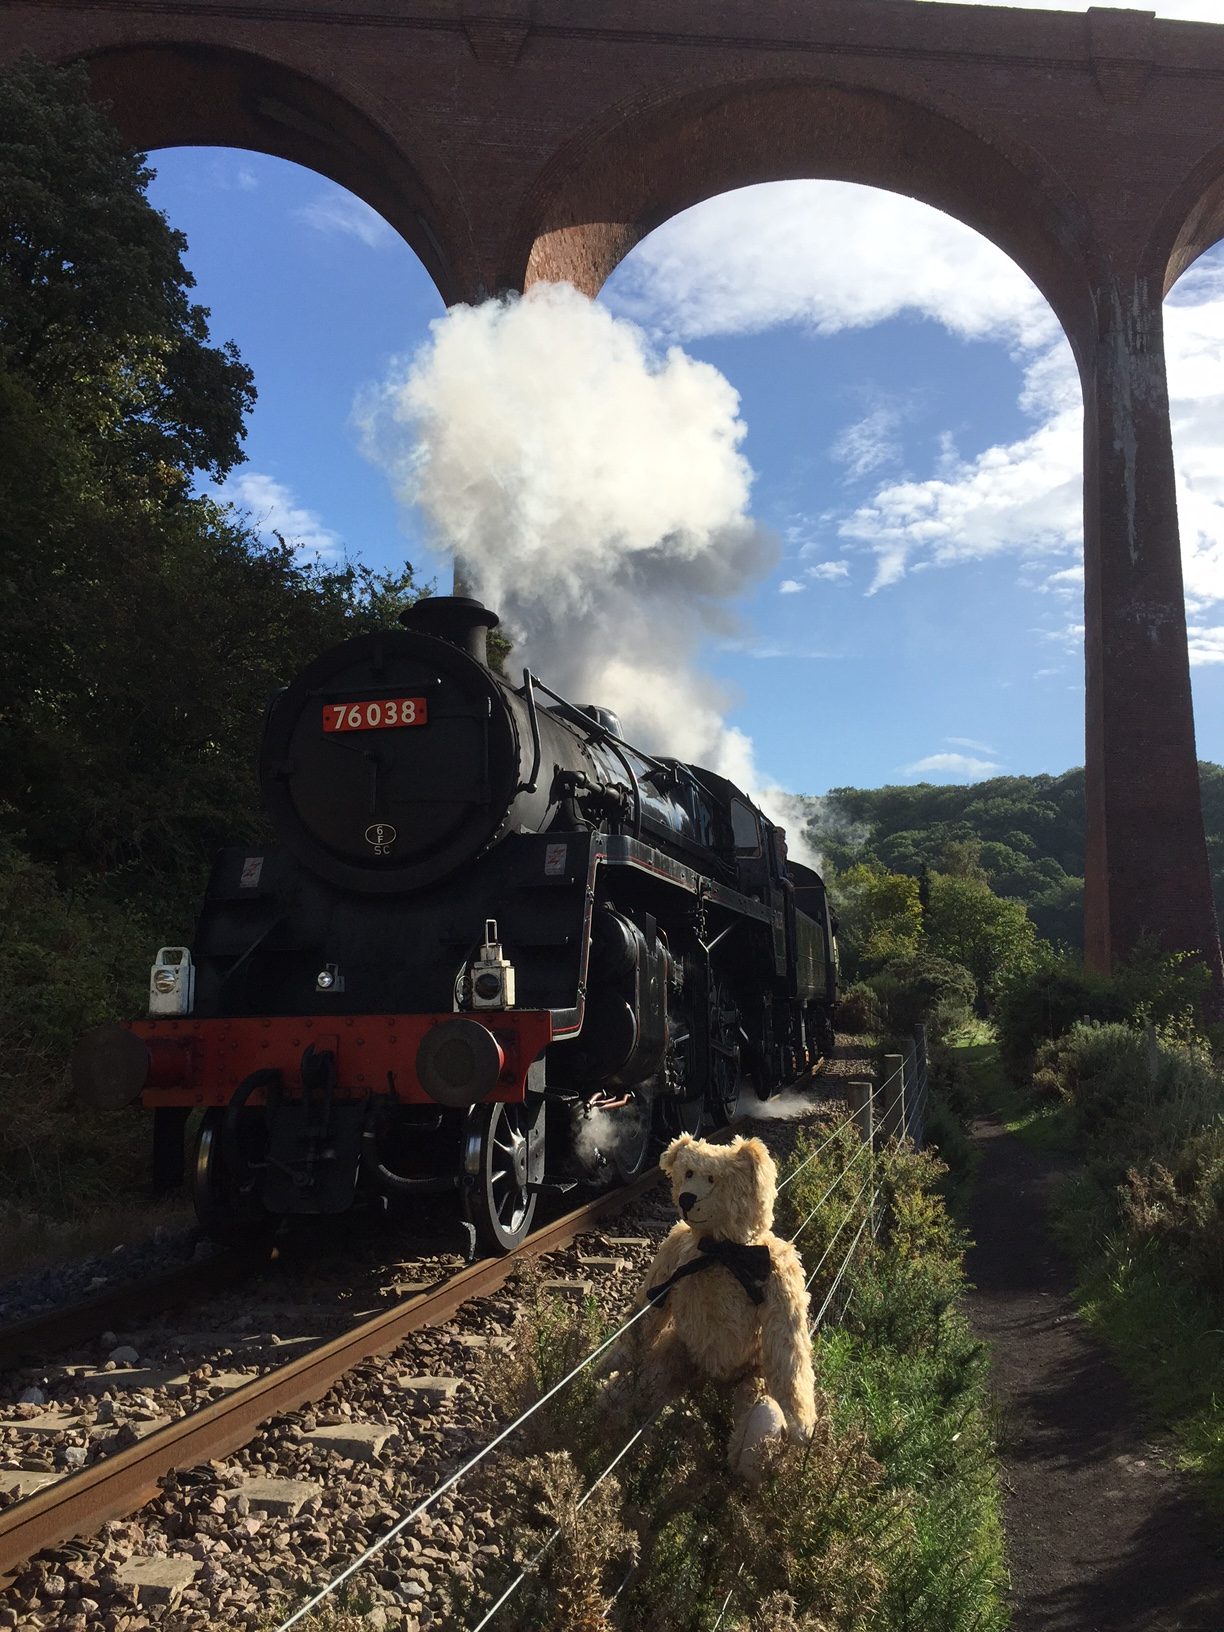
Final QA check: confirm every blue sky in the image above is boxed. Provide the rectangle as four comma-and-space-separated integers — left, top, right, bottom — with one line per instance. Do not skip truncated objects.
143, 0, 1224, 803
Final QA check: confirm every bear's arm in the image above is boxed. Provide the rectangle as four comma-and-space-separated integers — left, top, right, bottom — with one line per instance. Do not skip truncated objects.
600, 1222, 692, 1404
759, 1236, 818, 1439
639, 1222, 689, 1297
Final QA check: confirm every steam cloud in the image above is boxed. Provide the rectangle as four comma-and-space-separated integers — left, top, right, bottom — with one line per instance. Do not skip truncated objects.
359, 282, 820, 865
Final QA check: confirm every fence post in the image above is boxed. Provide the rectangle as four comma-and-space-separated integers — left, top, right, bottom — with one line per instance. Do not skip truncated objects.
880, 1053, 905, 1144
902, 1039, 916, 1140
912, 1025, 929, 1148
846, 1080, 874, 1147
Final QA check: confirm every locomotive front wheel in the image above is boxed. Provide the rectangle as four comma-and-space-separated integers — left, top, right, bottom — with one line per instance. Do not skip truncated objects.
612, 1100, 653, 1182
191, 1109, 277, 1246
465, 1101, 539, 1254
657, 1093, 704, 1143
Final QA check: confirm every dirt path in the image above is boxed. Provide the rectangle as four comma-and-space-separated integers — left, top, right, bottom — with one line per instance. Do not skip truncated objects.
963, 1115, 1224, 1632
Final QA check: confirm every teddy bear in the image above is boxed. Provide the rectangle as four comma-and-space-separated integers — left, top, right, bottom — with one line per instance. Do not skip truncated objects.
616, 1131, 818, 1478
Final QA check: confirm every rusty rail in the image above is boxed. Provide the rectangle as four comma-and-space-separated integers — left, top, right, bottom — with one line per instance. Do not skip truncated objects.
0, 1169, 661, 1578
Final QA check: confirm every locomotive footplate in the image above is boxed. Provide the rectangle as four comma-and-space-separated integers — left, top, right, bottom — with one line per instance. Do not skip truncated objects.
108, 1011, 554, 1111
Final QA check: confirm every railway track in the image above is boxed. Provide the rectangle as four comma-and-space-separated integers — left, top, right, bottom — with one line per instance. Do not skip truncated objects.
0, 1167, 663, 1582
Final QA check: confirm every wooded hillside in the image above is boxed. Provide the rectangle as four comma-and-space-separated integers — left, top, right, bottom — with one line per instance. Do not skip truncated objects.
800, 765, 1224, 950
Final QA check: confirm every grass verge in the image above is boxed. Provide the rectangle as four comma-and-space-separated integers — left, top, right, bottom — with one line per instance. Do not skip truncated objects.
951, 1038, 1074, 1152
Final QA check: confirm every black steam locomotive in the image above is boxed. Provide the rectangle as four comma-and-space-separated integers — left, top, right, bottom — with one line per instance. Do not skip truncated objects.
74, 598, 838, 1251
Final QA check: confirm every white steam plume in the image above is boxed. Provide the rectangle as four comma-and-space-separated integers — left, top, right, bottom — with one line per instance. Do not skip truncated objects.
358, 282, 822, 868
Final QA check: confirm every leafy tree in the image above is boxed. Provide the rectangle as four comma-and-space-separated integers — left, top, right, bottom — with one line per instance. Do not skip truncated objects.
832, 863, 923, 978
937, 837, 989, 883
798, 773, 1093, 949
924, 872, 1039, 1008
868, 953, 977, 1043
0, 53, 254, 499
3, 492, 423, 888
0, 54, 425, 892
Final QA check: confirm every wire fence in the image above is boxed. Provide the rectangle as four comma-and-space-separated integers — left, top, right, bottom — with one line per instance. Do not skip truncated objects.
274, 1031, 932, 1632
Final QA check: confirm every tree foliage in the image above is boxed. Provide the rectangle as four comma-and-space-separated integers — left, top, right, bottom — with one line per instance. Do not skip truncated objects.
802, 772, 1088, 948
832, 862, 923, 978
0, 55, 425, 898
924, 871, 1039, 1007
804, 765, 1224, 954
0, 53, 254, 498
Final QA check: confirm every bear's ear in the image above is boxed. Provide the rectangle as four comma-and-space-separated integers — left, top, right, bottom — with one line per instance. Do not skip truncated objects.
736, 1137, 776, 1185
660, 1133, 695, 1178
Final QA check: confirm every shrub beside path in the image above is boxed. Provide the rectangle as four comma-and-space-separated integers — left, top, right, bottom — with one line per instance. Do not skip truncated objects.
964, 1113, 1224, 1631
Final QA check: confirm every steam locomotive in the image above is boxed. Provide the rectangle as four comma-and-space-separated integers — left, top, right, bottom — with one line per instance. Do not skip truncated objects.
74, 597, 838, 1251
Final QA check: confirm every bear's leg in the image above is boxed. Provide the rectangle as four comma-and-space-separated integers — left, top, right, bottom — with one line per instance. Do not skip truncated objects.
606, 1317, 692, 1421
638, 1321, 695, 1408
727, 1381, 786, 1483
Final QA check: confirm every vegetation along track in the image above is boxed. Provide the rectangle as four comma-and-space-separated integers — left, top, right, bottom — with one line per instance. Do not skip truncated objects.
0, 1069, 849, 1630
0, 1167, 668, 1581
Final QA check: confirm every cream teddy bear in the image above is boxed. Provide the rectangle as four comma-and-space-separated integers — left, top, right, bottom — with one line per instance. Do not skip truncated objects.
622, 1132, 818, 1477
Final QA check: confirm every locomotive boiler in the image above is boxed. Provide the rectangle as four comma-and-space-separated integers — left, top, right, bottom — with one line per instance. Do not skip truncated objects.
74, 597, 838, 1251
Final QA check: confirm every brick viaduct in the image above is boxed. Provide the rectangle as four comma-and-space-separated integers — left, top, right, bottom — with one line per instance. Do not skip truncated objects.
4, 0, 1224, 993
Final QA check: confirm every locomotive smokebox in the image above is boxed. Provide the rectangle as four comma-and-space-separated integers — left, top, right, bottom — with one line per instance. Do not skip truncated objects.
399, 595, 499, 668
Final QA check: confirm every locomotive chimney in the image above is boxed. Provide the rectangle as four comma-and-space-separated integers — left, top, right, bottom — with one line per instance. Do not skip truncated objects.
399, 595, 500, 667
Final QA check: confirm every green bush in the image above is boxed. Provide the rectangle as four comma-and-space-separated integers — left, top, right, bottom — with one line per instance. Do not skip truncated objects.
994, 956, 1125, 1077
1035, 1021, 1222, 1191
920, 1049, 980, 1211
995, 943, 1213, 1080
0, 838, 167, 1241
1032, 1019, 1224, 1504
837, 981, 881, 1036
1121, 1126, 1224, 1299
868, 953, 976, 1044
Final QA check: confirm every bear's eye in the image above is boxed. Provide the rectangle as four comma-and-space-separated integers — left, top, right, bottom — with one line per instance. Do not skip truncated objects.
684, 1168, 693, 1180
706, 1175, 715, 1186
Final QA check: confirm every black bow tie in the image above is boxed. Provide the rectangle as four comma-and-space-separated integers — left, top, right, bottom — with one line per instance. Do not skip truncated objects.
647, 1235, 774, 1308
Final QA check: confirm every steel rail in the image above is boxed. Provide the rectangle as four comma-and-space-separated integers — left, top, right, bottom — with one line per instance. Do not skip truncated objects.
0, 1169, 662, 1579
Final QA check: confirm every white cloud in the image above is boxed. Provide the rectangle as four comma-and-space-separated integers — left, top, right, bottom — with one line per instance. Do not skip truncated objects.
219, 471, 342, 558
1040, 620, 1086, 652
839, 380, 1083, 593
604, 166, 1224, 660
806, 560, 850, 583
297, 191, 392, 249
830, 406, 903, 480
1188, 625, 1224, 663
1038, 565, 1084, 596
831, 261, 1224, 627
900, 752, 1004, 781
604, 181, 1056, 351
779, 578, 805, 594
946, 735, 996, 754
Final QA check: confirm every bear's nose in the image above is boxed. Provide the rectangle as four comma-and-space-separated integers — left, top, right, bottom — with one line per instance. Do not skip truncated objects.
677, 1191, 697, 1215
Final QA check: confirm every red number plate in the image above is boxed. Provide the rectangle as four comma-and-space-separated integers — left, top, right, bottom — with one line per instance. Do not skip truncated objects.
322, 698, 429, 733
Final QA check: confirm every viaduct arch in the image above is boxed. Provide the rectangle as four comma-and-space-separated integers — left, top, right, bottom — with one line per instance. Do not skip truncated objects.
5, 0, 1224, 998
